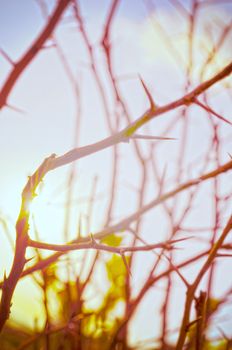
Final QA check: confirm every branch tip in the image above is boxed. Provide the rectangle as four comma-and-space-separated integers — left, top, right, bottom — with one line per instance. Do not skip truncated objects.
139, 75, 157, 110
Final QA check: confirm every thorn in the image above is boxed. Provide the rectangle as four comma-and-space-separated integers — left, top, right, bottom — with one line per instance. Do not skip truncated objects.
90, 233, 97, 245
33, 276, 44, 289
120, 250, 132, 277
6, 103, 26, 114
139, 75, 157, 110
195, 98, 232, 126
50, 153, 57, 159
76, 215, 82, 239
185, 316, 202, 331
43, 154, 56, 164
0, 48, 15, 66
168, 246, 183, 251
41, 153, 56, 173
131, 134, 177, 141
41, 43, 56, 50
164, 253, 189, 287
25, 256, 34, 264
169, 236, 194, 244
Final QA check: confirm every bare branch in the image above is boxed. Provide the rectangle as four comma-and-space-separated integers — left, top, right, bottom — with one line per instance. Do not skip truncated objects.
0, 0, 72, 109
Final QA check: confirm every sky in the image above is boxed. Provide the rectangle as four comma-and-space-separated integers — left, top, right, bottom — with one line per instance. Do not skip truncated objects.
0, 0, 232, 346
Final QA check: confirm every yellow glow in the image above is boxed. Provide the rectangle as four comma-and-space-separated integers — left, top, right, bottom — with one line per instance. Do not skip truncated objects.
139, 10, 230, 79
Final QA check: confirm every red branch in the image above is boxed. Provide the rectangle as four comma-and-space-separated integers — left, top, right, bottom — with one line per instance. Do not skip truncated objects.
0, 0, 72, 109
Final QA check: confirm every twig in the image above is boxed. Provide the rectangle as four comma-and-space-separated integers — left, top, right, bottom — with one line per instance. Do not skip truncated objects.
0, 158, 230, 285
0, 0, 72, 109
51, 62, 232, 169
176, 215, 232, 349
28, 237, 189, 254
